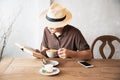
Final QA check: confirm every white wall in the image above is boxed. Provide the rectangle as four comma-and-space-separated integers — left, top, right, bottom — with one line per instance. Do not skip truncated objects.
0, 0, 50, 58
0, 0, 120, 58
55, 0, 120, 59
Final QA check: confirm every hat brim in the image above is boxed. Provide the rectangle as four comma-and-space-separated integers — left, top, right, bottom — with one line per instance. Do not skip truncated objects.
39, 9, 72, 28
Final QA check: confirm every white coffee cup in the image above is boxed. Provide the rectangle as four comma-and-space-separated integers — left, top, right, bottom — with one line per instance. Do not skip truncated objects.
44, 64, 53, 73
46, 49, 57, 58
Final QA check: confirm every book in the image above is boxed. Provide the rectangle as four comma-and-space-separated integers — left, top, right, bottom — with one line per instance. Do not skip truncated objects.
14, 43, 46, 58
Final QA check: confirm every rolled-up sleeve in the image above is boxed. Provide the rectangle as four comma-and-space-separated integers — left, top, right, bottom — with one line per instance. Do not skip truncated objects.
75, 30, 90, 51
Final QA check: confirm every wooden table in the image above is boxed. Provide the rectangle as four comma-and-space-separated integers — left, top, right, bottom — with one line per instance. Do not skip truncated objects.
0, 57, 120, 80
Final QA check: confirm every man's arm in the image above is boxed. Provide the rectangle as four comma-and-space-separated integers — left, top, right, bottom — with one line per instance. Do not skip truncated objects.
58, 48, 92, 60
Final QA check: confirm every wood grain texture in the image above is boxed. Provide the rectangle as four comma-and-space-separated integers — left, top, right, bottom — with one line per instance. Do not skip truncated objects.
0, 58, 120, 80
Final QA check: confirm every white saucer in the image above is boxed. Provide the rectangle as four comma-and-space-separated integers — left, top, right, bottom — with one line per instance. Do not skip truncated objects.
39, 67, 60, 76
43, 60, 59, 66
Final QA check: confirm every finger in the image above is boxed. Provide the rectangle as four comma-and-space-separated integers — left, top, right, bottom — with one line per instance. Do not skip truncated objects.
33, 53, 40, 58
58, 48, 64, 52
58, 50, 63, 55
58, 53, 66, 59
59, 55, 65, 58
59, 55, 66, 59
58, 48, 64, 54
35, 49, 41, 53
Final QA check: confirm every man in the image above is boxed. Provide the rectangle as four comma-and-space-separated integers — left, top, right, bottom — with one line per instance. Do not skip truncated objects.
33, 3, 92, 60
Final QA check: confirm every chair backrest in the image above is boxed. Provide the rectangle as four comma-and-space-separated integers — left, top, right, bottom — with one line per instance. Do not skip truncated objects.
91, 35, 120, 59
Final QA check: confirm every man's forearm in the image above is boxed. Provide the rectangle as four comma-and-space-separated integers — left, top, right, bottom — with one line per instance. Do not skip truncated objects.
68, 50, 92, 60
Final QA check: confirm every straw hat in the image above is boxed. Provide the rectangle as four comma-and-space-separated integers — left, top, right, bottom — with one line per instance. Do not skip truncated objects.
39, 3, 72, 28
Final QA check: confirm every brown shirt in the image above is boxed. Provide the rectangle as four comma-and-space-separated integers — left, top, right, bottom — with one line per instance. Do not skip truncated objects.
42, 25, 89, 51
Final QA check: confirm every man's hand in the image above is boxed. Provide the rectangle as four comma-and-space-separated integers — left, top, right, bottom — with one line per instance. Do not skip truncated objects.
33, 49, 46, 59
58, 48, 71, 59
58, 48, 92, 60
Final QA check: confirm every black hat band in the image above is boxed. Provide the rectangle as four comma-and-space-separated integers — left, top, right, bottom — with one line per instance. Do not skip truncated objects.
46, 15, 66, 22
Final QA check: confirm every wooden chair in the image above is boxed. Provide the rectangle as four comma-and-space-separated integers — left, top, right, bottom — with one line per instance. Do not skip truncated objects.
91, 35, 120, 59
